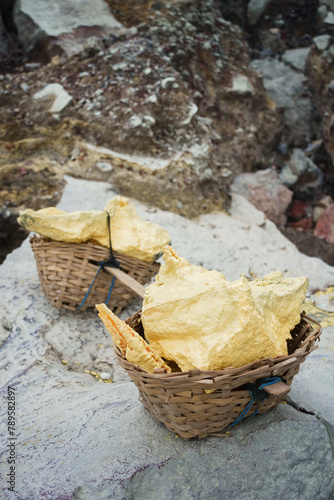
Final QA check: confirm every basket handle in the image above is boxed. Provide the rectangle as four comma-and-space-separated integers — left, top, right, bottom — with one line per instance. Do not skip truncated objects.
104, 267, 146, 299
262, 380, 291, 398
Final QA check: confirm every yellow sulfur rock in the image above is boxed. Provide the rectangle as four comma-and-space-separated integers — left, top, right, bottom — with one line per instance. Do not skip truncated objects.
141, 246, 308, 371
17, 196, 170, 262
18, 207, 108, 244
96, 303, 171, 373
93, 197, 170, 262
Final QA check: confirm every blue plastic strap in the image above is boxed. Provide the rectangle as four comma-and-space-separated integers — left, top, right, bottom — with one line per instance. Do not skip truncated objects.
229, 376, 282, 428
105, 276, 116, 306
78, 265, 103, 310
230, 399, 254, 427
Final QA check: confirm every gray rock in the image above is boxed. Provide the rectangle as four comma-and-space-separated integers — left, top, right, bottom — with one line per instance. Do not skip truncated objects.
282, 47, 311, 73
13, 0, 124, 56
247, 0, 272, 25
313, 34, 332, 51
279, 148, 324, 194
251, 58, 313, 139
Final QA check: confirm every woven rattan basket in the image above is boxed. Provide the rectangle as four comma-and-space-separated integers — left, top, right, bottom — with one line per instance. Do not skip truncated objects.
116, 311, 321, 439
30, 236, 160, 313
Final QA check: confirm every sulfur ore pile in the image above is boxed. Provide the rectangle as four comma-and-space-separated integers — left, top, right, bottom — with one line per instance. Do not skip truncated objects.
17, 195, 170, 262
98, 246, 308, 373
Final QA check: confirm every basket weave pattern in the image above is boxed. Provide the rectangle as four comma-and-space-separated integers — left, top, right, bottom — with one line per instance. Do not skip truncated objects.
30, 236, 159, 313
116, 313, 321, 439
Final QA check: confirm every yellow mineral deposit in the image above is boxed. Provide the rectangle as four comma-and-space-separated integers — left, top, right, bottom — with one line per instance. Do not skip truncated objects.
96, 303, 171, 373
17, 195, 170, 262
141, 246, 309, 371
18, 207, 107, 244
94, 197, 171, 262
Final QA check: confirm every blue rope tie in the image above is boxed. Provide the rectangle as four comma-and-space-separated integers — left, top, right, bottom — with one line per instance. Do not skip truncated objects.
78, 270, 116, 310
230, 376, 282, 427
78, 212, 119, 310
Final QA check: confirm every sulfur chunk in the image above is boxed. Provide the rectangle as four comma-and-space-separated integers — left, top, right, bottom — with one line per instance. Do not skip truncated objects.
141, 246, 308, 371
96, 303, 171, 373
18, 207, 107, 244
93, 196, 170, 262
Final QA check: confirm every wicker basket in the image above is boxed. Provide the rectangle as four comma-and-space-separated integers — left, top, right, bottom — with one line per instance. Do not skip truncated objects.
30, 236, 160, 313
115, 311, 321, 439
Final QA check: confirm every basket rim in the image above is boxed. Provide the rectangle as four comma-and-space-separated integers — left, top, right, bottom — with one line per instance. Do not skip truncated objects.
29, 234, 160, 266
115, 312, 322, 380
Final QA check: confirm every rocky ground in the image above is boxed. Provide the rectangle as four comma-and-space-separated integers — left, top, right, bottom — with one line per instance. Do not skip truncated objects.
1, 1, 334, 498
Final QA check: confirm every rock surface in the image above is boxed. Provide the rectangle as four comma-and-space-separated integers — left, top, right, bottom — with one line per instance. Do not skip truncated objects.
1, 373, 333, 500
231, 168, 293, 226
0, 177, 334, 499
282, 47, 311, 73
13, 0, 124, 56
251, 58, 313, 141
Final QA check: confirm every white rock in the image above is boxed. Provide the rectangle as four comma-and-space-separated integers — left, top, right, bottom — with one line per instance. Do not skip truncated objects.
20, 82, 30, 92
179, 102, 198, 126
228, 74, 254, 95
99, 372, 112, 380
143, 115, 156, 126
96, 162, 113, 172
313, 34, 332, 51
33, 83, 72, 113
128, 115, 142, 128
145, 95, 158, 104
112, 62, 127, 71
160, 77, 176, 89
325, 11, 334, 23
